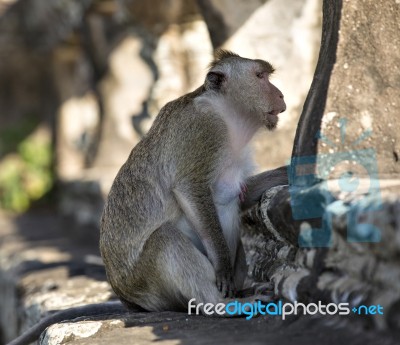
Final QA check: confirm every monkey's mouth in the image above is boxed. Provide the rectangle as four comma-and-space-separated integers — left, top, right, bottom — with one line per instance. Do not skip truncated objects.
263, 111, 279, 130
267, 110, 281, 116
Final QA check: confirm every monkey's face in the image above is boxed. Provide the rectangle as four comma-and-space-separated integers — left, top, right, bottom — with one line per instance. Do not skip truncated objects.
205, 55, 286, 130
249, 62, 286, 130
223, 59, 286, 130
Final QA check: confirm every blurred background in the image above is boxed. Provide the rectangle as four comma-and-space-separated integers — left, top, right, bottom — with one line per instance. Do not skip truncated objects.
0, 0, 321, 232
3, 2, 400, 344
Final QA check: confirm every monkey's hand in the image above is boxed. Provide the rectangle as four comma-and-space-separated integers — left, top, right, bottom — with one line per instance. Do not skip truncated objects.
215, 259, 236, 298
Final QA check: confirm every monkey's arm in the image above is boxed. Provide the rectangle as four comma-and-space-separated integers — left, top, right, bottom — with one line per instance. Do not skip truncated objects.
173, 185, 236, 298
7, 301, 127, 345
240, 165, 288, 211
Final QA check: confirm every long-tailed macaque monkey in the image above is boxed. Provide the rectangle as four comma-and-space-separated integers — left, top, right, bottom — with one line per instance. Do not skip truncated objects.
100, 49, 287, 311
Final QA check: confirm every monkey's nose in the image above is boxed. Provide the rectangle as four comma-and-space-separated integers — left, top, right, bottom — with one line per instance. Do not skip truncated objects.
280, 104, 286, 113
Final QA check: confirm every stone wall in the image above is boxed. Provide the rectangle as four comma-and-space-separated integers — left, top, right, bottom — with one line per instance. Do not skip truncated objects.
318, 1, 400, 177
0, 0, 321, 227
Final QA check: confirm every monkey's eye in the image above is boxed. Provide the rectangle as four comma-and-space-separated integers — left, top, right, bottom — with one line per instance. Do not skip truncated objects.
256, 72, 264, 79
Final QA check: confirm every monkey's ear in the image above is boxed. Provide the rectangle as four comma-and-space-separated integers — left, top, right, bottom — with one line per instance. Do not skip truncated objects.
205, 71, 226, 91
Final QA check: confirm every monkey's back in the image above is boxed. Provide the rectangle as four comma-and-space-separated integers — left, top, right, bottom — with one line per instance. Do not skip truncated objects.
99, 86, 228, 288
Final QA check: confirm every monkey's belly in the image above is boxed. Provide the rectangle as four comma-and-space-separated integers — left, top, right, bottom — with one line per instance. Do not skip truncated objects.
215, 200, 241, 264
213, 181, 241, 205
213, 178, 243, 263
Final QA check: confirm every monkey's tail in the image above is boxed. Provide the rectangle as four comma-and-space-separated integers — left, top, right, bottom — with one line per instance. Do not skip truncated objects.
7, 300, 128, 345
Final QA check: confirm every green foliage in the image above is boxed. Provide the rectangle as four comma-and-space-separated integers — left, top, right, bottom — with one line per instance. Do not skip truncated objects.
0, 117, 38, 157
0, 129, 53, 212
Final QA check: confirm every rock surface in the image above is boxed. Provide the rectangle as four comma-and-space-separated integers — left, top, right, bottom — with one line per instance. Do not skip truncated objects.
318, 1, 400, 176
0, 210, 398, 345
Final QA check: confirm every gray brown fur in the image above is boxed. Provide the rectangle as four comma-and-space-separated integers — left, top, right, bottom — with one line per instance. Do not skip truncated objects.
100, 49, 287, 312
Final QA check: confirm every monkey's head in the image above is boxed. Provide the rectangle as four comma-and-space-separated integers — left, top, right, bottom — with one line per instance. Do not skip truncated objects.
205, 50, 286, 130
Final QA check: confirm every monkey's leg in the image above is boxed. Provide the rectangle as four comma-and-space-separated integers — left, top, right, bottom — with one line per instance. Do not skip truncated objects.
126, 223, 269, 314
124, 222, 222, 311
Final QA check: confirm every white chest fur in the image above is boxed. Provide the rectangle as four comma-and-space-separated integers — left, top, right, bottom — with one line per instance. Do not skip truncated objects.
211, 99, 258, 263
213, 148, 255, 263
213, 150, 253, 205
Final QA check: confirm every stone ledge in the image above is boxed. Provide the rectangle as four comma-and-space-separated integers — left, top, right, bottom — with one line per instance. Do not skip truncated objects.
242, 179, 400, 333
1, 208, 399, 345
0, 210, 112, 344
